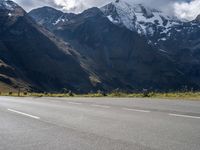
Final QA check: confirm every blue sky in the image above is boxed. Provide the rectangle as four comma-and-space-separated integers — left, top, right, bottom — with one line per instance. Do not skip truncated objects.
13, 0, 200, 20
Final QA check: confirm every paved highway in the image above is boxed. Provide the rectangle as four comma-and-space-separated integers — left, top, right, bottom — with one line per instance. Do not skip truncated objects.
0, 96, 200, 150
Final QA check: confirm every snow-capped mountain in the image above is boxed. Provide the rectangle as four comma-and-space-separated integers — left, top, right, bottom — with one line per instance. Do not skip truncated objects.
29, 0, 200, 46
1, 0, 200, 92
101, 0, 180, 36
29, 4, 200, 91
31, 0, 182, 38
101, 0, 200, 55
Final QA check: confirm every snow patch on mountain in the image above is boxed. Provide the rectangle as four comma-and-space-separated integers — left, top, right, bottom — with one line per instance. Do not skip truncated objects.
53, 15, 69, 25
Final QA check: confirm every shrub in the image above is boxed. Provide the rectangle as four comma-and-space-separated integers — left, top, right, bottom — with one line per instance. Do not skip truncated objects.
142, 89, 150, 97
97, 90, 107, 96
68, 91, 74, 97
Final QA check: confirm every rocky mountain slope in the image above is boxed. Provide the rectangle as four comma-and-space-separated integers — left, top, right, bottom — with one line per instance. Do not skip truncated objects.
29, 2, 200, 91
101, 1, 200, 90
0, 0, 93, 92
0, 0, 200, 92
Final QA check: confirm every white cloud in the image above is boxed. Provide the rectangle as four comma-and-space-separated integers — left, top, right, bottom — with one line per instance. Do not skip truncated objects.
53, 0, 80, 11
174, 0, 200, 20
52, 0, 109, 12
51, 0, 171, 13
13, 0, 200, 20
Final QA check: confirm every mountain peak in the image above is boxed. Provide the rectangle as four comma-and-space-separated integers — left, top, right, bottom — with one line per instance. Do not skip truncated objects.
81, 7, 103, 17
31, 6, 63, 15
101, 0, 179, 36
112, 0, 160, 13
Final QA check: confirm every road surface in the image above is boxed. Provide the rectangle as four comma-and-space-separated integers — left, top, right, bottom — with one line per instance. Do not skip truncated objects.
0, 96, 200, 150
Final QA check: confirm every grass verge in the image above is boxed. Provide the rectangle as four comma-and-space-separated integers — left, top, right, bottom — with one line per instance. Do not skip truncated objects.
0, 91, 200, 100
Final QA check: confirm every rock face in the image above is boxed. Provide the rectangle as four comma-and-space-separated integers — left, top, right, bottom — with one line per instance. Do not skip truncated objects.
29, 5, 200, 91
0, 0, 93, 92
1, 0, 200, 92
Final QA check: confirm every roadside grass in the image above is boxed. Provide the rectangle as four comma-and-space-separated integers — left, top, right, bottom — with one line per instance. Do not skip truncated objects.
0, 92, 72, 97
152, 92, 200, 100
84, 92, 200, 100
0, 91, 200, 100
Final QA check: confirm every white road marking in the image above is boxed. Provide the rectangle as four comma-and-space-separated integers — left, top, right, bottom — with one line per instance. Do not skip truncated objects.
91, 104, 110, 109
68, 102, 82, 105
123, 108, 150, 113
169, 113, 200, 119
8, 109, 40, 119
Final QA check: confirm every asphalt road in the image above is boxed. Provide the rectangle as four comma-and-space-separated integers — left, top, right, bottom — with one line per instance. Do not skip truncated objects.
0, 96, 200, 150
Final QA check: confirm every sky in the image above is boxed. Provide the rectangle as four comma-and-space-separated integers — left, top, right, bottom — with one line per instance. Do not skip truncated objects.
13, 0, 200, 21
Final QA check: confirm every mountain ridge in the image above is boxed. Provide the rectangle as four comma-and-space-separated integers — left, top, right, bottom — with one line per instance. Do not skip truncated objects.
29, 3, 200, 91
0, 0, 200, 92
0, 0, 94, 92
